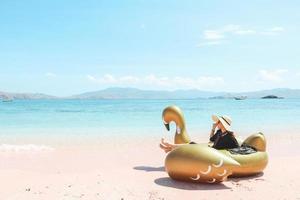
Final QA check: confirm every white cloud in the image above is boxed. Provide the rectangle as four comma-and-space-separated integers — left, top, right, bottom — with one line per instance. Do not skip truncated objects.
270, 27, 285, 32
222, 24, 257, 35
261, 26, 285, 36
87, 74, 224, 89
119, 76, 140, 84
147, 74, 225, 89
144, 74, 170, 87
101, 74, 117, 83
203, 30, 224, 40
45, 72, 57, 78
202, 24, 256, 40
258, 69, 288, 82
199, 25, 284, 47
234, 30, 257, 35
197, 40, 223, 47
143, 75, 223, 88
222, 24, 241, 32
87, 74, 139, 84
87, 75, 99, 82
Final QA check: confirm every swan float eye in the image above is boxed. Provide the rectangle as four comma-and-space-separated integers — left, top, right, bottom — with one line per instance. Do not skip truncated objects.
176, 126, 181, 134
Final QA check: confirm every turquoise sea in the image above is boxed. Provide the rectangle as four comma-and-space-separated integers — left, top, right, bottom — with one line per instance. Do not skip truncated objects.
0, 99, 299, 138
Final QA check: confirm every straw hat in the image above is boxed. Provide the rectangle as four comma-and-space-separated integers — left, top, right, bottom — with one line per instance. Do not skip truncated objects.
211, 114, 232, 132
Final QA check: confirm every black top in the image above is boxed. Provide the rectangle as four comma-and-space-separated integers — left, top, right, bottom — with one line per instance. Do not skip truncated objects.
210, 129, 239, 149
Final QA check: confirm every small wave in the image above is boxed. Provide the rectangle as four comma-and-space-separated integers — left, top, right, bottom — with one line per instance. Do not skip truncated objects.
55, 109, 84, 113
0, 144, 54, 152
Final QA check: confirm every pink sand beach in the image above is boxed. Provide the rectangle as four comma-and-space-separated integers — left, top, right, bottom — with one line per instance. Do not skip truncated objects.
1, 131, 300, 200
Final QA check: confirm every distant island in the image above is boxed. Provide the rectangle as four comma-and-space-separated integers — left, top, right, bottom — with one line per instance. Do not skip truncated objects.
0, 92, 56, 100
261, 95, 284, 99
0, 88, 299, 100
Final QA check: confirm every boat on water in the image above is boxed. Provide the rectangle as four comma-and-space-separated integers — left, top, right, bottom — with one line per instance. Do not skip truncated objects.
1, 95, 14, 102
234, 96, 247, 100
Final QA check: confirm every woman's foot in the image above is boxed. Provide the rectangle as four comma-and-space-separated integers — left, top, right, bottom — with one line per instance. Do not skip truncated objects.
159, 138, 174, 153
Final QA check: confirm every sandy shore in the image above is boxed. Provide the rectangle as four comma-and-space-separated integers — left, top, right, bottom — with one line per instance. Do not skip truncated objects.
1, 132, 300, 200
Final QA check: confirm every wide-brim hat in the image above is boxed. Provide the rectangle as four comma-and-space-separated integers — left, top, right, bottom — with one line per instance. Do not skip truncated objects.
212, 114, 232, 132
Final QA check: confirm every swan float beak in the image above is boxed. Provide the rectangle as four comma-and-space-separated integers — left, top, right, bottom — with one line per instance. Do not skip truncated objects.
164, 123, 170, 131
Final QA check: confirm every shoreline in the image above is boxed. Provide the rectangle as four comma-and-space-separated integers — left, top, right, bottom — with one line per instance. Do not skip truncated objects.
0, 126, 300, 146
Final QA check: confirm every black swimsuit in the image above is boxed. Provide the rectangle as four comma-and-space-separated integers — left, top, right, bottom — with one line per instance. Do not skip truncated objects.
210, 130, 239, 149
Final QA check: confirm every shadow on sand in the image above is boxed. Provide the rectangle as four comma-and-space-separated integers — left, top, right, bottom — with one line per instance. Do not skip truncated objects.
229, 172, 265, 182
133, 166, 165, 172
134, 166, 264, 190
154, 177, 231, 190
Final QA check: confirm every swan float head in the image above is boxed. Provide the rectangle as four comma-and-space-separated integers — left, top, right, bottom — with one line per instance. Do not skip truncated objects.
162, 105, 191, 144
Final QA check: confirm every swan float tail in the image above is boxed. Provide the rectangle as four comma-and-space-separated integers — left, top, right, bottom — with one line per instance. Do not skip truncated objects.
242, 132, 267, 152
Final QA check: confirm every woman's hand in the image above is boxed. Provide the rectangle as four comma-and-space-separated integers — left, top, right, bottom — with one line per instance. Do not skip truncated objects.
210, 121, 219, 138
212, 122, 218, 131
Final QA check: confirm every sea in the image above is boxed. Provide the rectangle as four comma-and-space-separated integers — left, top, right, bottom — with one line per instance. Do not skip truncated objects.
0, 99, 299, 140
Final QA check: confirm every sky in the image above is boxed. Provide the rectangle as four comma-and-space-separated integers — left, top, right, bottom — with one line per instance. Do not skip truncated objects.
0, 0, 300, 96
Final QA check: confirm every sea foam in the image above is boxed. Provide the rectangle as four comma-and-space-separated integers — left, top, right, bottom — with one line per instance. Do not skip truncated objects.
0, 144, 54, 152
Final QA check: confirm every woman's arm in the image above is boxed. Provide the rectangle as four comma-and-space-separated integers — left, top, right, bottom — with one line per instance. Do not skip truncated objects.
210, 128, 215, 138
209, 123, 218, 141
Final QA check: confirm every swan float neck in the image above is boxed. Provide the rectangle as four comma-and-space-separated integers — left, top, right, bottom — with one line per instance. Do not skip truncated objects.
162, 105, 191, 144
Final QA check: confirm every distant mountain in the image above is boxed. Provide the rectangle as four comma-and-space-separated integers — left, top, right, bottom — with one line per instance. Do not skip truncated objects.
1, 88, 300, 100
69, 87, 300, 99
69, 87, 226, 99
234, 88, 300, 99
0, 91, 56, 100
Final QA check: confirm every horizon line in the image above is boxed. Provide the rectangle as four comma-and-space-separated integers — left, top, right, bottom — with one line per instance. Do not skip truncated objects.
1, 87, 299, 98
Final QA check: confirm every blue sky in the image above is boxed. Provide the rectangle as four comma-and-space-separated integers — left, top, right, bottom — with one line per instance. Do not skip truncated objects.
0, 0, 299, 96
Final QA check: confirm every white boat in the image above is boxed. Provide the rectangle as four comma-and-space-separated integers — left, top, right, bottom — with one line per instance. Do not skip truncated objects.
2, 95, 13, 102
234, 96, 247, 100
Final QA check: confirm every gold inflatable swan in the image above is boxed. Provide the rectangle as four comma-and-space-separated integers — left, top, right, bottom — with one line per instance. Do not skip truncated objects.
162, 106, 268, 183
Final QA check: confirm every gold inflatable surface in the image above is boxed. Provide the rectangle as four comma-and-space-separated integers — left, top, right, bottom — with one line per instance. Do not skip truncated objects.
162, 105, 268, 183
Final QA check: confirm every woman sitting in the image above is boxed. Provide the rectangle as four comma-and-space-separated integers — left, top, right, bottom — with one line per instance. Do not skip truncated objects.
209, 115, 239, 149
